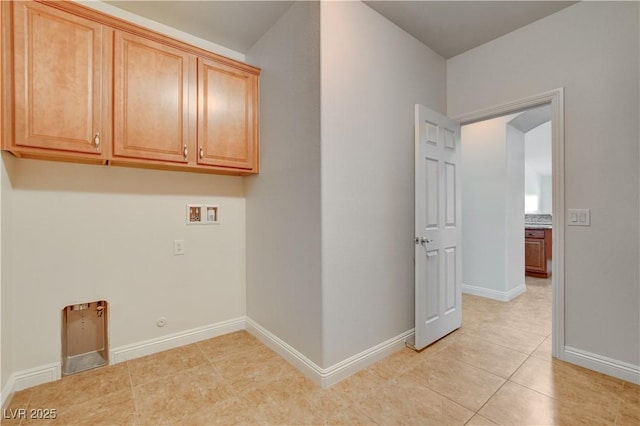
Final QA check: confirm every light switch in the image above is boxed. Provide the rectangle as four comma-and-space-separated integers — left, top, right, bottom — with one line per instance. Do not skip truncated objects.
568, 209, 590, 226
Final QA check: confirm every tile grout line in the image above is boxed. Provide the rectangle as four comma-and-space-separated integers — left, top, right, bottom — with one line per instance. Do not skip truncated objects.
393, 365, 484, 418
469, 352, 536, 424
467, 328, 550, 423
611, 380, 628, 425
328, 387, 382, 426
124, 362, 140, 422
460, 323, 549, 354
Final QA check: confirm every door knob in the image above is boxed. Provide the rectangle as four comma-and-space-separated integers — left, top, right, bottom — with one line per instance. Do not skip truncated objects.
414, 237, 433, 245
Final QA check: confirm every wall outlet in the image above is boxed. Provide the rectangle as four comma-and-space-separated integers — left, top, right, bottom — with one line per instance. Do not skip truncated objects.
173, 239, 185, 255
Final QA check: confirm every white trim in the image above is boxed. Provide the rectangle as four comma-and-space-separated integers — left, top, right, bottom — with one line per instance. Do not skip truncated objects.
1, 362, 61, 407
1, 318, 246, 407
462, 283, 526, 302
563, 346, 640, 385
1, 374, 15, 409
246, 317, 413, 388
110, 317, 245, 364
452, 88, 565, 360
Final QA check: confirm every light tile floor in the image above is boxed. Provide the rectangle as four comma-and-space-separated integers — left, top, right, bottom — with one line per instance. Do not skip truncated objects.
3, 277, 639, 425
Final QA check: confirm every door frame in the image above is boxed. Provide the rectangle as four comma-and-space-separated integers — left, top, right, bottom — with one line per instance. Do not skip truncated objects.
451, 88, 565, 359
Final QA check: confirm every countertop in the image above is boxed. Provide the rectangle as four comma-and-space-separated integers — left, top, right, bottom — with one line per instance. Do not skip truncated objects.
525, 224, 552, 229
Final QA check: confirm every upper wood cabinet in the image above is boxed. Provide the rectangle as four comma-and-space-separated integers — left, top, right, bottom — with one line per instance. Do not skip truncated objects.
113, 31, 195, 164
9, 1, 109, 161
1, 0, 260, 175
198, 58, 258, 172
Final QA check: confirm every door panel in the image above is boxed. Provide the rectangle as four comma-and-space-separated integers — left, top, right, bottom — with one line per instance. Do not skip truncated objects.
13, 2, 104, 155
113, 31, 194, 163
525, 238, 546, 272
425, 158, 439, 228
425, 250, 439, 324
198, 58, 258, 171
414, 104, 462, 350
445, 247, 457, 312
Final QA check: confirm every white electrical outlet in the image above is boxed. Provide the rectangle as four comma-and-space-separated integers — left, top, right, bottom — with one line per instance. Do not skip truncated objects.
568, 209, 590, 226
173, 240, 185, 255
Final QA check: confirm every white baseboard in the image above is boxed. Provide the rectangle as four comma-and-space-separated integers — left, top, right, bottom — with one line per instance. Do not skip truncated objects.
563, 346, 640, 385
462, 283, 526, 302
110, 317, 246, 364
1, 317, 246, 407
1, 362, 61, 408
246, 317, 413, 388
1, 376, 14, 408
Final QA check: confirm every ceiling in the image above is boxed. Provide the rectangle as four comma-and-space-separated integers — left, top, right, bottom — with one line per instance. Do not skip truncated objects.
104, 1, 294, 54
364, 1, 576, 58
105, 1, 577, 58
510, 105, 552, 176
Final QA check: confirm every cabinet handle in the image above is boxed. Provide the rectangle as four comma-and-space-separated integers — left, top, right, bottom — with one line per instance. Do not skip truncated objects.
183, 145, 188, 159
94, 133, 100, 151
199, 147, 204, 159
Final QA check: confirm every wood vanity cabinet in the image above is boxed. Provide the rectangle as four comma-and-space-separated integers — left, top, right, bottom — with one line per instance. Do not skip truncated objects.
1, 0, 260, 175
5, 1, 110, 163
525, 228, 552, 278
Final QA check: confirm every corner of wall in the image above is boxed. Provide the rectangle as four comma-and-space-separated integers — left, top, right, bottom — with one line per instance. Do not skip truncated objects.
0, 153, 14, 396
244, 0, 323, 367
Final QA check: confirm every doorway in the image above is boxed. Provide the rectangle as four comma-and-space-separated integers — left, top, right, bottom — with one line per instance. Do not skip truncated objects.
453, 89, 565, 359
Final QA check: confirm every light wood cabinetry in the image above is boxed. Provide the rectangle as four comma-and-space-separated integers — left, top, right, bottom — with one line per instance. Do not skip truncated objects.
198, 58, 258, 172
525, 228, 552, 278
113, 31, 195, 164
8, 1, 109, 162
1, 0, 260, 175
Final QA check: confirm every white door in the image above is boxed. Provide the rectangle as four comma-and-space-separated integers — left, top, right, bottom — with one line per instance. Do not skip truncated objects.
413, 104, 462, 350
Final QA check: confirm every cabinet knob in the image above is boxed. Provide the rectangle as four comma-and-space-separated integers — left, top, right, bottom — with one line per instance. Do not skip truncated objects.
199, 147, 204, 159
183, 145, 188, 159
93, 133, 100, 151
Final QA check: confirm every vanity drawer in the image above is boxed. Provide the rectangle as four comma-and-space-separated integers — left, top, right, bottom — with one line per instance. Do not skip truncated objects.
525, 229, 545, 238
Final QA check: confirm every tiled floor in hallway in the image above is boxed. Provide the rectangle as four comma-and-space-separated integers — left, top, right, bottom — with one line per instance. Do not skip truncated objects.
3, 277, 639, 425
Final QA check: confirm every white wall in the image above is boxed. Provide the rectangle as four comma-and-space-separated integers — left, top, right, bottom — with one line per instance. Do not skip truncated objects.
320, 1, 446, 367
0, 154, 15, 393
461, 115, 524, 296
505, 124, 525, 293
539, 175, 552, 215
76, 0, 244, 62
524, 121, 552, 214
448, 1, 640, 366
245, 2, 323, 365
3, 158, 246, 374
461, 119, 507, 292
524, 163, 541, 212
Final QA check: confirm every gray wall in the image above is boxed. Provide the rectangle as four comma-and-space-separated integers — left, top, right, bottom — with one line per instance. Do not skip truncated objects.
461, 115, 524, 295
0, 154, 14, 392
448, 1, 640, 366
320, 1, 447, 367
245, 2, 323, 365
3, 159, 247, 375
505, 124, 525, 293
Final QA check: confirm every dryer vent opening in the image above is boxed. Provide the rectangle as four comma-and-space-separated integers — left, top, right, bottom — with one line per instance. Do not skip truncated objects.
62, 300, 108, 376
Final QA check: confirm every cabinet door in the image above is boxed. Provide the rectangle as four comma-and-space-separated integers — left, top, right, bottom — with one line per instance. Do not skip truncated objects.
113, 31, 194, 163
13, 2, 105, 155
198, 58, 258, 171
525, 238, 546, 273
